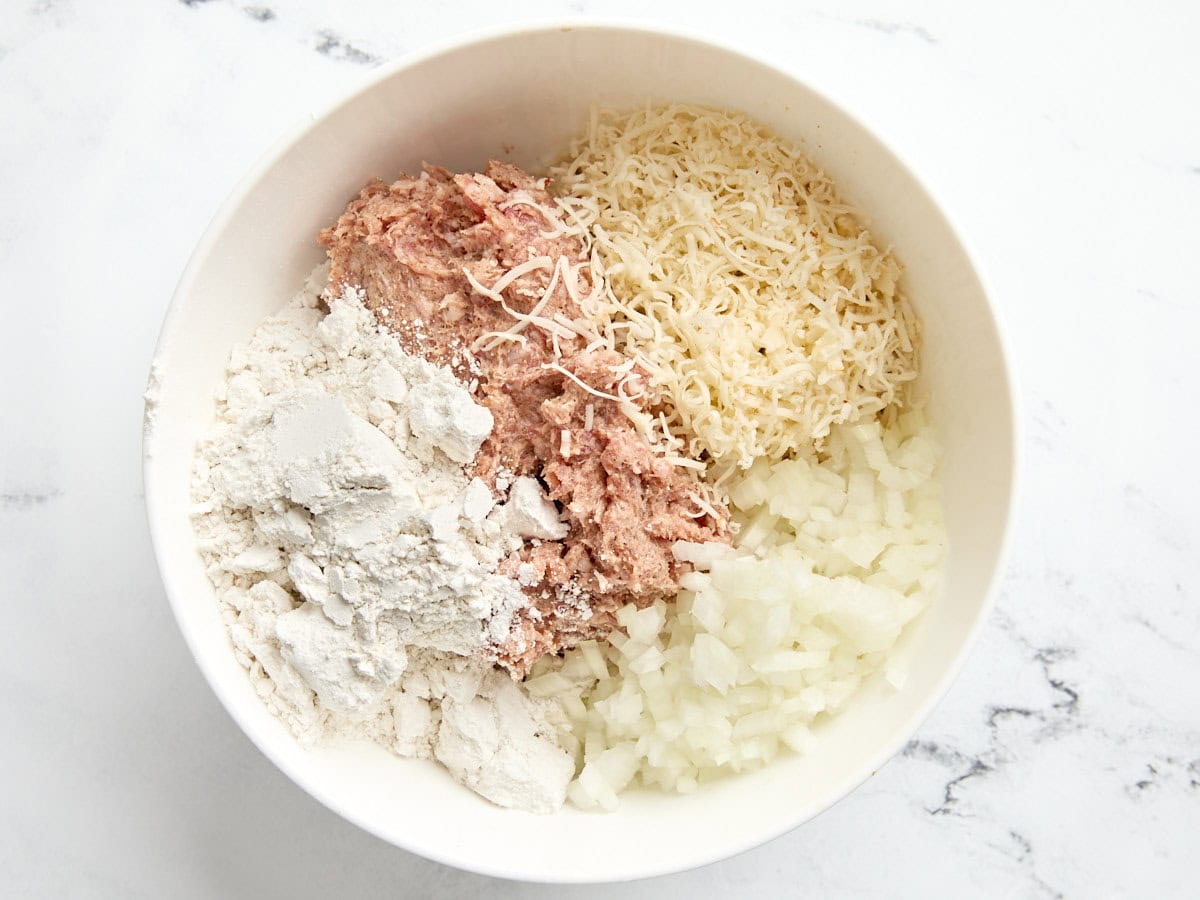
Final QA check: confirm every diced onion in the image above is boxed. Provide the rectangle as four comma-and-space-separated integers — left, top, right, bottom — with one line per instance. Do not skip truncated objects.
537, 413, 944, 807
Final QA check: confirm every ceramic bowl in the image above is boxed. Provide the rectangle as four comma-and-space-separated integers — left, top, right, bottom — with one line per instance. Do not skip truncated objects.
144, 22, 1017, 882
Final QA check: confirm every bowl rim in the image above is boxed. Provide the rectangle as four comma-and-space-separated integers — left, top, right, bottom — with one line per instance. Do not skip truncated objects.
143, 16, 1021, 883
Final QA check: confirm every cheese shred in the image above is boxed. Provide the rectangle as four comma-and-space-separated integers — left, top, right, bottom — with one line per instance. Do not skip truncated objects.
550, 104, 920, 473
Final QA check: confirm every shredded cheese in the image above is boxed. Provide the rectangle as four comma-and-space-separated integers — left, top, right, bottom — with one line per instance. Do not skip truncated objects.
465, 258, 579, 353
462, 242, 688, 462
549, 104, 920, 473
539, 362, 624, 403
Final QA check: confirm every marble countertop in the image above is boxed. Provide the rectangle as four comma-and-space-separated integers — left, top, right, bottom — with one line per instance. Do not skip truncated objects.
3, 1, 1197, 896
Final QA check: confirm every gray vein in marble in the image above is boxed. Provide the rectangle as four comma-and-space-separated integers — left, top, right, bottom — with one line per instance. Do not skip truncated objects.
1122, 482, 1188, 552
1003, 828, 1033, 861
18, 0, 74, 33
1, 490, 62, 510
1132, 765, 1157, 792
986, 705, 1038, 729
902, 724, 1069, 897
994, 612, 1087, 735
314, 29, 378, 65
980, 827, 1064, 899
172, 0, 379, 65
1128, 612, 1196, 657
1126, 756, 1200, 799
1031, 398, 1065, 450
932, 757, 994, 816
1136, 287, 1187, 311
902, 738, 970, 769
1034, 646, 1081, 720
888, 607, 1106, 897
999, 829, 1064, 899
797, 9, 941, 47
1038, 113, 1083, 151
853, 18, 937, 44
900, 627, 1086, 821
898, 738, 992, 816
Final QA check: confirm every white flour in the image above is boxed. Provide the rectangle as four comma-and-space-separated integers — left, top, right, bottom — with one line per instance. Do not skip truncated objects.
191, 267, 573, 813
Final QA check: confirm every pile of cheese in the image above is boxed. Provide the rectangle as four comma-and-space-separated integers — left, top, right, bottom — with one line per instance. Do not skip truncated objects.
551, 104, 919, 475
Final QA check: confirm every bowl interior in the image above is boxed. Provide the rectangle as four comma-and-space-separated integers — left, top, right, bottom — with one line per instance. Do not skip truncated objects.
144, 25, 1014, 882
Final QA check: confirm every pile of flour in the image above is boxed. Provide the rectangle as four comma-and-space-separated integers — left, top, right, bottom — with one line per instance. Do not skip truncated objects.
191, 266, 573, 813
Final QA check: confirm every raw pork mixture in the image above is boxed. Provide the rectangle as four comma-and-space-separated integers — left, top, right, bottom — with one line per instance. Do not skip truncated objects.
320, 162, 729, 672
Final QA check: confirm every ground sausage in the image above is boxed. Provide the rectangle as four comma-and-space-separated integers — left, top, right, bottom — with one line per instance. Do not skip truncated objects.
320, 161, 729, 674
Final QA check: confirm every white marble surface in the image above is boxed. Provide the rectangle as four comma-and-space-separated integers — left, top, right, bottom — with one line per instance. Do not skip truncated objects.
2, 0, 1197, 896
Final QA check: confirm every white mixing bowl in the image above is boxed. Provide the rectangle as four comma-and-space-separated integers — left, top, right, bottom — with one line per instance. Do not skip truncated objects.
143, 22, 1017, 882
